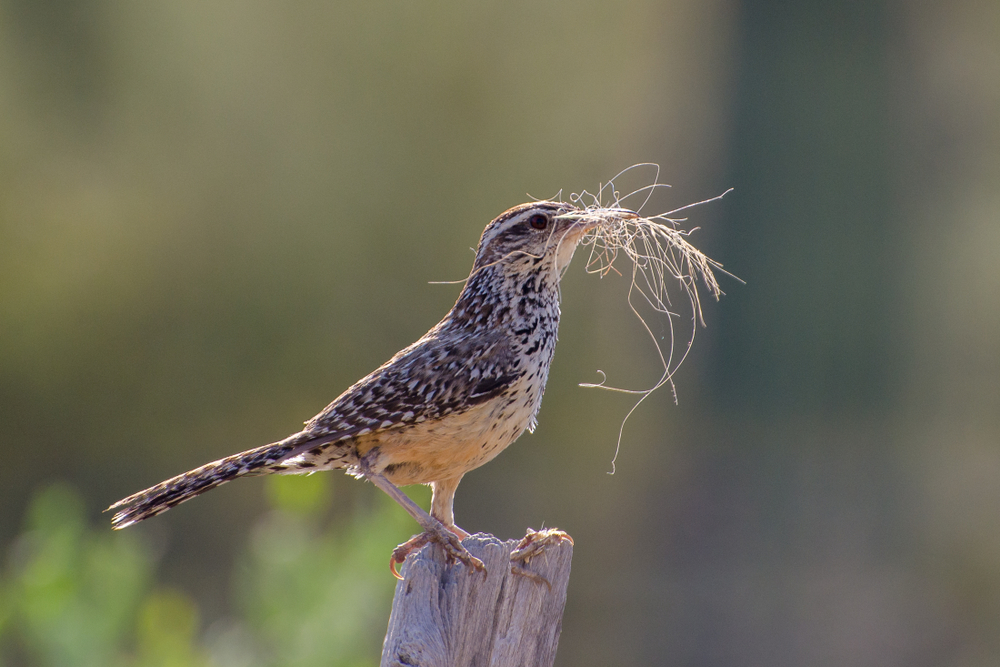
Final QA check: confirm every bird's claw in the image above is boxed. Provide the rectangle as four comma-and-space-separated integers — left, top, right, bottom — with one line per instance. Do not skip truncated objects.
511, 527, 574, 561
509, 527, 574, 589
389, 525, 486, 579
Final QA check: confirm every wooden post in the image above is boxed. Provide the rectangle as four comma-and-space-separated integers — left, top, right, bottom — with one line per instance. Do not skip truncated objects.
380, 532, 573, 667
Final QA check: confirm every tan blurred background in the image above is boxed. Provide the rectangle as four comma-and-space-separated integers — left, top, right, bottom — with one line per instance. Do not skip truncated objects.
2, 1, 999, 665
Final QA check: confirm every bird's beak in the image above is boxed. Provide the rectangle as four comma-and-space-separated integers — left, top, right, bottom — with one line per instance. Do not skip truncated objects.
555, 207, 638, 274
558, 207, 640, 244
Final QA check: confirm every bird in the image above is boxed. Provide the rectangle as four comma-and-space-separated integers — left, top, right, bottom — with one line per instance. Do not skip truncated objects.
109, 200, 636, 575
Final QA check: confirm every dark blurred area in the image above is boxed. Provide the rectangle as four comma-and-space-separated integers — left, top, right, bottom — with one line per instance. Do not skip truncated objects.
2, 1, 999, 665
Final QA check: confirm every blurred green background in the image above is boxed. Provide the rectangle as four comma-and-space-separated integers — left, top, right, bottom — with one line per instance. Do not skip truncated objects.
2, 1, 999, 665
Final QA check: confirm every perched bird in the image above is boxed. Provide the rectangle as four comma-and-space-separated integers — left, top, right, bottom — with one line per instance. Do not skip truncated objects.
109, 201, 635, 574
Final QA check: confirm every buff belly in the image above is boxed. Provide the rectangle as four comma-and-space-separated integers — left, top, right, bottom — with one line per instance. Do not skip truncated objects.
362, 387, 540, 486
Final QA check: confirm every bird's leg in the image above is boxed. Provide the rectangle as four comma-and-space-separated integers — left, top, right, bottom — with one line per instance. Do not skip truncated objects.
363, 470, 484, 578
509, 527, 574, 588
430, 474, 470, 539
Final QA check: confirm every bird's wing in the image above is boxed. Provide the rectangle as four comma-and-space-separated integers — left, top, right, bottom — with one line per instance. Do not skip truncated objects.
305, 329, 522, 436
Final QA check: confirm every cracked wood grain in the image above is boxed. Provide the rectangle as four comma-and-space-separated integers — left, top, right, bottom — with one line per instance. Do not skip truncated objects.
381, 533, 573, 667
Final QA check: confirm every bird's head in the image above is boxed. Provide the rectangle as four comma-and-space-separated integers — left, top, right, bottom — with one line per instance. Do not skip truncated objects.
472, 201, 588, 277
472, 201, 636, 278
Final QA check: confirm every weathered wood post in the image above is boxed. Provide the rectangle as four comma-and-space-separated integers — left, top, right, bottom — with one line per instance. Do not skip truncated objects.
381, 532, 574, 667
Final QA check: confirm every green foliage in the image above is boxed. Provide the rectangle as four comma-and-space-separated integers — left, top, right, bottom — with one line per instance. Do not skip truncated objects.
3, 484, 151, 667
134, 590, 210, 667
0, 481, 417, 667
264, 474, 331, 517
229, 481, 415, 667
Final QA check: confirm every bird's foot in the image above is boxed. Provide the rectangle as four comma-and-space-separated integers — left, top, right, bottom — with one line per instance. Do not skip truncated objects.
390, 522, 485, 579
509, 527, 574, 589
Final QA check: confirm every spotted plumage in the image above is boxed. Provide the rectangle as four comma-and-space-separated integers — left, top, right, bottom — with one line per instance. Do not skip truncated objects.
109, 200, 633, 569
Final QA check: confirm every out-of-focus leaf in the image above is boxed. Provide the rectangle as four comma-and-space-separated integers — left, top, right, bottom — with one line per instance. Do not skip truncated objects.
135, 588, 210, 667
265, 474, 331, 517
4, 484, 152, 667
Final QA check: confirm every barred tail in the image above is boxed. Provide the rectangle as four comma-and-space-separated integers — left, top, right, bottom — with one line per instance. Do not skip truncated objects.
108, 431, 327, 529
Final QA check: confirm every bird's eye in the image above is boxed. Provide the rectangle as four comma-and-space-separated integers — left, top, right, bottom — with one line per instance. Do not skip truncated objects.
528, 213, 549, 230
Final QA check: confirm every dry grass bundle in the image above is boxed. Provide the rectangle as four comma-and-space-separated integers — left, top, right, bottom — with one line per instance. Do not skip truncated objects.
557, 164, 739, 470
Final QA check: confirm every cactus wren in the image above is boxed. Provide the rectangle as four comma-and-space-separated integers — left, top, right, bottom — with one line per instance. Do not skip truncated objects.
109, 201, 636, 573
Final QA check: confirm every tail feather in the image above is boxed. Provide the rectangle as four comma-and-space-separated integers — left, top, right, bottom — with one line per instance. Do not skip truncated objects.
108, 431, 332, 529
